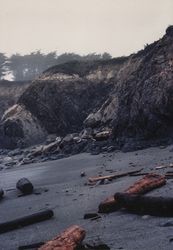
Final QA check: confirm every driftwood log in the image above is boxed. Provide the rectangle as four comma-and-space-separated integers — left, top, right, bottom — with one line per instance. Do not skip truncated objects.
0, 189, 4, 200
98, 173, 166, 213
39, 225, 86, 250
0, 209, 54, 234
115, 193, 173, 217
88, 169, 143, 184
16, 178, 33, 195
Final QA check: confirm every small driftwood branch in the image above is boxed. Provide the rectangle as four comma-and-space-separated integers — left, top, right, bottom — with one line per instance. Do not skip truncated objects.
0, 209, 54, 234
98, 173, 166, 213
115, 193, 173, 217
88, 169, 143, 184
39, 225, 86, 250
155, 163, 173, 170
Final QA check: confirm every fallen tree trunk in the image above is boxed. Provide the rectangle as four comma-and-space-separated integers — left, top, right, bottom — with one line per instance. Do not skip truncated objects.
0, 209, 54, 234
16, 178, 33, 195
39, 225, 86, 250
98, 173, 166, 213
115, 193, 173, 217
88, 169, 143, 184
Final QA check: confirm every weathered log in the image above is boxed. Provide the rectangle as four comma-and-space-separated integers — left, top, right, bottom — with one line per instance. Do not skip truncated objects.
39, 225, 86, 250
98, 173, 166, 213
0, 209, 54, 234
115, 193, 173, 217
125, 173, 166, 194
16, 178, 33, 195
88, 169, 143, 184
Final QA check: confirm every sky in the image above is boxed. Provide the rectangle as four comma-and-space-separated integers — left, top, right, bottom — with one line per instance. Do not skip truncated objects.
0, 0, 173, 57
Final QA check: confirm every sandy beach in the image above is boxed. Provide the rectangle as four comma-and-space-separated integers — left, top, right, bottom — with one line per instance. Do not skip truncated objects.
0, 146, 173, 249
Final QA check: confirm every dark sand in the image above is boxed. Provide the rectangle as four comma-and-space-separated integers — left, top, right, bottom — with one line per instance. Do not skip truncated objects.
0, 146, 173, 249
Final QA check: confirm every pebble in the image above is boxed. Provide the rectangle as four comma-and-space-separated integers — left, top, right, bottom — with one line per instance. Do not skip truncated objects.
141, 215, 150, 220
80, 171, 86, 177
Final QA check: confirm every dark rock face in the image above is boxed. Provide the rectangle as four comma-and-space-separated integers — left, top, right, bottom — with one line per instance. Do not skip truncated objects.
166, 25, 173, 36
0, 80, 30, 119
18, 78, 114, 135
85, 28, 173, 141
0, 59, 125, 147
3, 119, 24, 138
1, 27, 173, 149
112, 31, 173, 140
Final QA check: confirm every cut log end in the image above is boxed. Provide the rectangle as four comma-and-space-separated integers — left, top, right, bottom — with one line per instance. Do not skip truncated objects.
98, 196, 121, 213
39, 225, 86, 250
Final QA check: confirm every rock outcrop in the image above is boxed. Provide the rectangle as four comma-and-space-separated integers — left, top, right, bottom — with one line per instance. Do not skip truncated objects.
1, 104, 46, 148
85, 26, 173, 141
1, 26, 173, 149
0, 80, 30, 119
1, 59, 126, 147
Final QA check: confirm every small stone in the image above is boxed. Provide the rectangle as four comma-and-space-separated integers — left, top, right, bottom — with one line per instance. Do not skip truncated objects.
16, 178, 34, 195
142, 215, 150, 220
3, 156, 12, 162
160, 221, 173, 227
104, 179, 110, 185
84, 213, 100, 219
34, 191, 41, 195
80, 171, 86, 177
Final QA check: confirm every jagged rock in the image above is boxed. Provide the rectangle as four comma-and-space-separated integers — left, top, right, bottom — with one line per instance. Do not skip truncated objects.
94, 130, 112, 141
166, 25, 173, 36
84, 112, 102, 128
3, 156, 13, 162
1, 104, 47, 148
7, 148, 23, 157
42, 140, 60, 154
0, 80, 30, 120
79, 128, 93, 139
45, 134, 57, 144
28, 145, 44, 158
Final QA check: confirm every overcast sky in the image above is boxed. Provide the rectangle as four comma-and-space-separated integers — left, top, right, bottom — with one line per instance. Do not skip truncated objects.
0, 0, 173, 57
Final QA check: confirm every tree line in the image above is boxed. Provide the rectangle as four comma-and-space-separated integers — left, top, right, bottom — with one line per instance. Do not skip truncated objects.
0, 51, 111, 81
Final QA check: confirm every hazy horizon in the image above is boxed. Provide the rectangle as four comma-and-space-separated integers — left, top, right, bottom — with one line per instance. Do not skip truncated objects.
0, 0, 173, 57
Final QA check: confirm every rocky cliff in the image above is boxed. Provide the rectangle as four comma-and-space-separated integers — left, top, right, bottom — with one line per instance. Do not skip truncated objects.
86, 26, 173, 140
1, 26, 173, 149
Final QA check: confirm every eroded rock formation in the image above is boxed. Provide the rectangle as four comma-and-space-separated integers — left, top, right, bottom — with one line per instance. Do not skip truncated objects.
1, 26, 173, 149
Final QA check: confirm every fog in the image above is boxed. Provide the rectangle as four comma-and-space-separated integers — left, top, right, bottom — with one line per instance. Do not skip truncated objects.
0, 0, 173, 57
